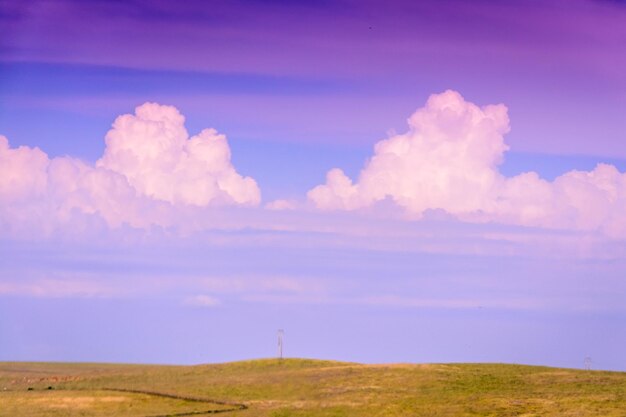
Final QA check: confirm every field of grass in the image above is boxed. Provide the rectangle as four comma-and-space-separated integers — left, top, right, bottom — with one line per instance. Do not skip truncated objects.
1, 359, 625, 416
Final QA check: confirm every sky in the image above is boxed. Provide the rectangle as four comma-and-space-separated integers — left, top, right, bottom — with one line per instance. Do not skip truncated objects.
0, 0, 625, 371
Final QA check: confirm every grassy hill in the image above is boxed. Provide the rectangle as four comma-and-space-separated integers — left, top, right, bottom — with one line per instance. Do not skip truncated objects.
1, 358, 625, 416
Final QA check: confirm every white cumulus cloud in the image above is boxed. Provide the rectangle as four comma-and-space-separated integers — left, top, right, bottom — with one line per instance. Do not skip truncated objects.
308, 90, 626, 237
0, 103, 260, 235
98, 103, 260, 207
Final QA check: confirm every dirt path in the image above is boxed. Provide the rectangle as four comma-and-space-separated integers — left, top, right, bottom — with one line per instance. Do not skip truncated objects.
102, 388, 248, 416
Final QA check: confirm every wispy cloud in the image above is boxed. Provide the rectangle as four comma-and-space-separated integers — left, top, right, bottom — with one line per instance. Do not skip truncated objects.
0, 278, 119, 298
183, 294, 221, 308
0, 62, 355, 97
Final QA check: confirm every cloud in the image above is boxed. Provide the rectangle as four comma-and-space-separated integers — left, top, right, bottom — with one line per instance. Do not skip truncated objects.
0, 136, 52, 213
0, 103, 260, 235
2, 93, 626, 241
308, 90, 626, 237
309, 90, 510, 213
0, 278, 118, 298
196, 275, 322, 296
97, 103, 260, 206
265, 199, 298, 210
183, 294, 221, 308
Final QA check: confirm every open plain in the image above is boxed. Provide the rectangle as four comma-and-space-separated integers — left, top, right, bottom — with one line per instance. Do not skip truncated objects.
1, 359, 625, 417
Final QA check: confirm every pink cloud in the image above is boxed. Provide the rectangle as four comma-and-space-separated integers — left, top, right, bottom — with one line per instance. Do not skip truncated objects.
308, 90, 626, 237
0, 278, 119, 298
98, 103, 260, 207
2, 93, 626, 241
183, 294, 221, 308
0, 103, 260, 234
308, 90, 511, 212
0, 135, 49, 202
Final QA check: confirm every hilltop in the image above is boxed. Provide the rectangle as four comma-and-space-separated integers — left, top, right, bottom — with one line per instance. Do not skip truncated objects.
1, 358, 625, 416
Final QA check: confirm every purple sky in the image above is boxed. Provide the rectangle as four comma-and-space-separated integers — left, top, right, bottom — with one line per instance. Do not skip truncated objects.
1, 0, 625, 371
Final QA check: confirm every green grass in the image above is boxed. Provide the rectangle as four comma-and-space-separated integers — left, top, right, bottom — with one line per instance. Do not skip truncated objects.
1, 359, 625, 416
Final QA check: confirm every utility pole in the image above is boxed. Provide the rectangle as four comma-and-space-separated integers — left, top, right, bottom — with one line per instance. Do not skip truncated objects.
277, 329, 284, 360
584, 356, 592, 370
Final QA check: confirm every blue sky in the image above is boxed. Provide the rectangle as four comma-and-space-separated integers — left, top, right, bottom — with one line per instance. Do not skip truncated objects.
2, 232, 625, 369
1, 0, 625, 371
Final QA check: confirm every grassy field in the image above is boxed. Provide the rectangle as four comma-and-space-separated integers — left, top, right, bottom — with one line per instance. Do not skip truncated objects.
1, 359, 625, 416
